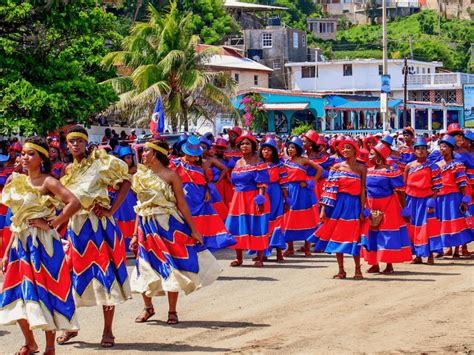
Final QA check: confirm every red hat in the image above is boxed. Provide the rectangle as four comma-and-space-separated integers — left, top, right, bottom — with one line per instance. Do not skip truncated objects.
8, 142, 22, 153
236, 131, 257, 144
228, 126, 243, 137
303, 130, 320, 145
213, 138, 228, 148
357, 149, 369, 164
447, 123, 464, 136
372, 142, 391, 160
402, 127, 415, 136
316, 136, 327, 146
338, 138, 360, 157
49, 140, 61, 151
363, 135, 379, 150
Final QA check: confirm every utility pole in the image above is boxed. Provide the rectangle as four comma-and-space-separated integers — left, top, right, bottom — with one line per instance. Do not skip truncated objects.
402, 57, 415, 127
408, 34, 413, 59
381, 0, 389, 131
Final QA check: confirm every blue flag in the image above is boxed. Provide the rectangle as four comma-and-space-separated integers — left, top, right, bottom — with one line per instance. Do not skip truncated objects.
150, 96, 165, 134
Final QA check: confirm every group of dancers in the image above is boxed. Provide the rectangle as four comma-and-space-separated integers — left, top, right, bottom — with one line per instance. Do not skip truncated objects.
0, 123, 473, 354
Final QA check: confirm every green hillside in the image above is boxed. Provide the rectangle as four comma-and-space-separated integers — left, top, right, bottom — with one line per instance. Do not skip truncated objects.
333, 10, 473, 72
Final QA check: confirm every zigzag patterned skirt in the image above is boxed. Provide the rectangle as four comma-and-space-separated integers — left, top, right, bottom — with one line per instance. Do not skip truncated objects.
66, 212, 131, 307
0, 229, 79, 331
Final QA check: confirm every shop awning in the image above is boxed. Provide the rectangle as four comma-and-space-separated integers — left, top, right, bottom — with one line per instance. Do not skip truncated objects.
325, 99, 402, 111
262, 103, 309, 111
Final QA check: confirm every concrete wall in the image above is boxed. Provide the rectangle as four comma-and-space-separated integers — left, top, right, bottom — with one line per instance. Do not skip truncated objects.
231, 70, 270, 91
289, 61, 440, 92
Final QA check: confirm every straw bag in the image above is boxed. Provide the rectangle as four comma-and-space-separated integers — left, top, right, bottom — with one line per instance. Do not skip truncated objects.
368, 196, 393, 227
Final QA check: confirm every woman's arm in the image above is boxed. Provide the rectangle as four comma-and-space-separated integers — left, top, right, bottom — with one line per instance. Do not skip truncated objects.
170, 170, 203, 244
211, 158, 229, 184
0, 231, 15, 273
28, 177, 82, 231
306, 158, 323, 181
94, 180, 132, 218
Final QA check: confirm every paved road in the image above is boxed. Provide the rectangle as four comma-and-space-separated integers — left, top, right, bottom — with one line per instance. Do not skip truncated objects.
1, 248, 473, 354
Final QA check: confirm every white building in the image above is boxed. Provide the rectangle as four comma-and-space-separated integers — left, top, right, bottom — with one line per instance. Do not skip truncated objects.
286, 58, 474, 105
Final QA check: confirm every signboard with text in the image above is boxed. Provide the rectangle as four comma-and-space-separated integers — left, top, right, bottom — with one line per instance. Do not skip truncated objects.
381, 74, 391, 94
464, 84, 474, 128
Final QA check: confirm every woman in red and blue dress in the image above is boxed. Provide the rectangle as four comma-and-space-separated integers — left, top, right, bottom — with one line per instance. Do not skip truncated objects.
259, 137, 288, 262
309, 138, 366, 279
0, 143, 20, 257
130, 139, 221, 325
361, 143, 413, 274
213, 138, 235, 208
113, 146, 138, 252
200, 137, 229, 221
380, 134, 400, 169
435, 134, 473, 257
0, 137, 81, 355
171, 136, 235, 252
363, 135, 378, 151
303, 130, 335, 201
58, 125, 132, 348
49, 139, 64, 178
404, 137, 442, 264
398, 127, 416, 171
225, 132, 271, 267
282, 136, 322, 257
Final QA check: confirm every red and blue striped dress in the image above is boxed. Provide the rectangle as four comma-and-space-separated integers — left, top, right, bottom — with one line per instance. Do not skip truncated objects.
52, 161, 65, 178
0, 173, 79, 331
406, 162, 443, 256
455, 151, 474, 222
307, 154, 335, 201
172, 159, 235, 251
266, 160, 287, 250
398, 147, 416, 171
225, 162, 270, 251
206, 166, 229, 221
436, 160, 473, 247
309, 170, 362, 255
113, 188, 137, 251
361, 168, 412, 264
282, 160, 319, 242
0, 166, 13, 258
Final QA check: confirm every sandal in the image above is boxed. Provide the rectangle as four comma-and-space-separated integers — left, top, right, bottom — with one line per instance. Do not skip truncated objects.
366, 265, 380, 273
56, 332, 78, 345
16, 345, 39, 355
230, 259, 243, 267
135, 306, 155, 323
333, 271, 346, 279
427, 256, 434, 265
410, 257, 423, 264
100, 334, 115, 348
253, 260, 264, 267
353, 272, 364, 280
167, 311, 179, 325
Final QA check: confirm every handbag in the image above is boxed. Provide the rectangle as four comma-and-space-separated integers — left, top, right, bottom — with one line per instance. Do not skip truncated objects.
368, 196, 393, 228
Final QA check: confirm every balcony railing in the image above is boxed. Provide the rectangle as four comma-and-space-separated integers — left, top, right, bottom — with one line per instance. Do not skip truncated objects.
407, 73, 474, 88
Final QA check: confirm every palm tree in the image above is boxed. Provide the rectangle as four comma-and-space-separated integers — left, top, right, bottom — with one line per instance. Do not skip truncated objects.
102, 1, 236, 131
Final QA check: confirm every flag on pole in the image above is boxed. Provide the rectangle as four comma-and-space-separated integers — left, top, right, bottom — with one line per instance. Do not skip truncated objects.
150, 96, 165, 135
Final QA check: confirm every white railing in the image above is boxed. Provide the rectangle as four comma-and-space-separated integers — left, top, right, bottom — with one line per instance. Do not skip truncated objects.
407, 73, 474, 87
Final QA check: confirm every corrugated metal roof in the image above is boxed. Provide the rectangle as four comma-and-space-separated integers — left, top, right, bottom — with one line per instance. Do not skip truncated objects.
263, 103, 309, 111
325, 99, 402, 110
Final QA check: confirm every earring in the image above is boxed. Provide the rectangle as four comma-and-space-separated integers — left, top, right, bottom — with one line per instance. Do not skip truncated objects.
376, 159, 382, 165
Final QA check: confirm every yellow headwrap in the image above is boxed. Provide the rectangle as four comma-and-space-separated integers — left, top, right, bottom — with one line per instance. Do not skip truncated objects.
145, 142, 168, 156
24, 143, 49, 157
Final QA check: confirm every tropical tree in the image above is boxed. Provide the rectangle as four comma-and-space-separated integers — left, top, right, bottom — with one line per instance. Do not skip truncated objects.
102, 2, 237, 131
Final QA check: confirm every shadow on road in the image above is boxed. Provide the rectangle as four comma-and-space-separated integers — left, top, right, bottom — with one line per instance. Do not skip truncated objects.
146, 320, 271, 330
71, 341, 230, 352
218, 276, 278, 281
0, 330, 10, 337
364, 277, 435, 282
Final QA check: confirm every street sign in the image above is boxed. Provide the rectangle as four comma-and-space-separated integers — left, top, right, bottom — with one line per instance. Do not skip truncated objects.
381, 74, 391, 94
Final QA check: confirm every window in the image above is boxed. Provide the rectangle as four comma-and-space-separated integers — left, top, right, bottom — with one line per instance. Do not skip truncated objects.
254, 75, 259, 85
262, 33, 272, 48
234, 73, 240, 83
416, 67, 420, 74
293, 32, 299, 48
319, 23, 326, 33
447, 90, 457, 103
327, 23, 334, 33
302, 34, 306, 47
343, 64, 352, 76
273, 59, 281, 70
422, 67, 425, 74
427, 68, 431, 74
378, 65, 383, 75
302, 66, 316, 78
